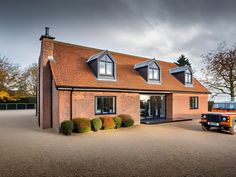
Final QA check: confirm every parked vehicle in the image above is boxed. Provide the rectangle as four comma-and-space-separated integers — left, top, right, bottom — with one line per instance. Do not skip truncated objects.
200, 102, 236, 135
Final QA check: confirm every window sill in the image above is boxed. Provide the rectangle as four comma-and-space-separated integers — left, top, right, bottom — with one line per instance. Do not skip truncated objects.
96, 78, 116, 82
95, 113, 116, 115
147, 81, 161, 85
185, 83, 193, 87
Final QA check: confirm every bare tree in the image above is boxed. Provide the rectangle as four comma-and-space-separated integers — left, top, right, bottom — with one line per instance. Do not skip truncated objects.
19, 63, 38, 96
202, 42, 236, 101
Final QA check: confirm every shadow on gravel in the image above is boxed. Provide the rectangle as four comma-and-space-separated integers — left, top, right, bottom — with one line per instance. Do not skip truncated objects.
170, 120, 232, 135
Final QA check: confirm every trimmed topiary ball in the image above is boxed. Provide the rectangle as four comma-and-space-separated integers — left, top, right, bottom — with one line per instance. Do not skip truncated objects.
61, 120, 74, 136
113, 116, 122, 128
91, 118, 102, 132
100, 116, 116, 130
118, 114, 134, 127
73, 118, 91, 133
123, 118, 134, 127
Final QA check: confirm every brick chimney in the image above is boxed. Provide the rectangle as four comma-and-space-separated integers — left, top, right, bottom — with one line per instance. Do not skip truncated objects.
38, 27, 55, 129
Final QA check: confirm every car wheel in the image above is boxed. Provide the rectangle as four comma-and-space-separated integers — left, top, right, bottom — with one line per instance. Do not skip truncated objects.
202, 124, 210, 131
229, 122, 236, 135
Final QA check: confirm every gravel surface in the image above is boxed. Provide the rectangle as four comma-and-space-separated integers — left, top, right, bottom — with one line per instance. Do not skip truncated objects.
0, 110, 236, 177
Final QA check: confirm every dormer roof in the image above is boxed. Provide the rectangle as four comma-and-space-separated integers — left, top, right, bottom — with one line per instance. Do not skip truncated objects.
169, 66, 192, 74
134, 58, 157, 69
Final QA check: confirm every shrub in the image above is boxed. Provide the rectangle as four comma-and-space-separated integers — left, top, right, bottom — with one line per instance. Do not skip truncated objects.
73, 118, 91, 133
61, 120, 74, 136
118, 114, 134, 127
123, 118, 134, 127
91, 118, 102, 132
113, 116, 122, 128
100, 116, 116, 130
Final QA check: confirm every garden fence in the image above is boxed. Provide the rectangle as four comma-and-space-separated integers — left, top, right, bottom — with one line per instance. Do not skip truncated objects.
0, 103, 36, 110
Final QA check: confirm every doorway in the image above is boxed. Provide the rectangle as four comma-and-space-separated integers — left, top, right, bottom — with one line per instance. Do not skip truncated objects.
140, 95, 166, 119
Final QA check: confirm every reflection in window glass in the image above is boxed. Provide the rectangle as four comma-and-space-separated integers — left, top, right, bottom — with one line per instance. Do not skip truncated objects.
185, 69, 192, 84
99, 55, 113, 76
99, 61, 106, 74
153, 69, 158, 79
106, 62, 113, 75
190, 97, 198, 109
103, 97, 109, 113
95, 96, 116, 114
95, 97, 102, 113
148, 64, 160, 81
149, 69, 153, 79
109, 97, 115, 113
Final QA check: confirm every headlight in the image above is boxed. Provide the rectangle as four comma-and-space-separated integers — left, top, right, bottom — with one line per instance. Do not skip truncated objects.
202, 115, 207, 119
222, 116, 228, 121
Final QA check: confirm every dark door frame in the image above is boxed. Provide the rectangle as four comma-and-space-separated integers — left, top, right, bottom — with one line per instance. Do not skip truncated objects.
140, 94, 166, 120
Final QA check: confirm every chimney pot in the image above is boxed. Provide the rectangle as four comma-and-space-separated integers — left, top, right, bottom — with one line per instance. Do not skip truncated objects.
45, 27, 50, 36
39, 27, 55, 40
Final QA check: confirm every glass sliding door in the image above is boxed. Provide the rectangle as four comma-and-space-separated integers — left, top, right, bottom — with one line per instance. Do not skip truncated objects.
140, 95, 166, 119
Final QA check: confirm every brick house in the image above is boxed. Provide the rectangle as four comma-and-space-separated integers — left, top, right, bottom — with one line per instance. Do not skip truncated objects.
37, 28, 209, 131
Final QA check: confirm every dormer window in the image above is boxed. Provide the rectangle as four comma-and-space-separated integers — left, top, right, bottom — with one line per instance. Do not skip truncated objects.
87, 50, 116, 81
148, 63, 160, 81
170, 66, 193, 86
185, 69, 192, 84
99, 55, 113, 76
134, 58, 161, 84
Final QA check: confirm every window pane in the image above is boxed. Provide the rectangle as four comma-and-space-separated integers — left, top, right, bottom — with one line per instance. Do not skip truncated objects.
96, 97, 102, 113
109, 97, 115, 113
103, 97, 109, 113
185, 73, 192, 83
153, 69, 159, 80
106, 62, 113, 75
190, 97, 198, 109
99, 61, 106, 74
195, 97, 198, 108
95, 96, 116, 114
189, 74, 192, 83
149, 69, 153, 79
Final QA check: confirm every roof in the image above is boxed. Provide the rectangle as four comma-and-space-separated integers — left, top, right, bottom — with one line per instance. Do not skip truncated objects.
169, 66, 192, 74
49, 41, 209, 93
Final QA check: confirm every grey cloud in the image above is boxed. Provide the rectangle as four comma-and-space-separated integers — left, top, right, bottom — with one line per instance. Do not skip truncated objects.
0, 0, 236, 70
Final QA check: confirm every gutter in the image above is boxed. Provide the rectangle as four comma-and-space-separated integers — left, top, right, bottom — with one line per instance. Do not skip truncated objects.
56, 86, 210, 94
70, 88, 73, 120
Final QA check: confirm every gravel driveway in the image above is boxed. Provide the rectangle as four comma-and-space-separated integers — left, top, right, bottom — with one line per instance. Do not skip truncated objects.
0, 110, 236, 177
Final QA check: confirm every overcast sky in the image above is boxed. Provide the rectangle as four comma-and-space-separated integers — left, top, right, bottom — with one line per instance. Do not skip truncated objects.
0, 0, 236, 70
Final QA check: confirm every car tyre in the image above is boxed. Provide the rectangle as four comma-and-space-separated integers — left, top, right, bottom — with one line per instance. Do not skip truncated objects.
229, 122, 236, 135
202, 124, 210, 131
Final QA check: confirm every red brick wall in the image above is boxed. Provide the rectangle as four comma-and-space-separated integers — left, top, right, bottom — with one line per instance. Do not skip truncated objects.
166, 93, 208, 119
39, 38, 54, 129
52, 91, 208, 131
55, 91, 140, 130
52, 80, 59, 131
58, 91, 71, 123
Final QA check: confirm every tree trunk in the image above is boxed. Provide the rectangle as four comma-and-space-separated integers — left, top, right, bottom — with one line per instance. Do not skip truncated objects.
229, 72, 235, 102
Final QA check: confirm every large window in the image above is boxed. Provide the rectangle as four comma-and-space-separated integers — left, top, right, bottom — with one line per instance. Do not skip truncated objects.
185, 69, 192, 84
148, 63, 160, 81
95, 96, 116, 114
99, 55, 113, 76
190, 97, 198, 109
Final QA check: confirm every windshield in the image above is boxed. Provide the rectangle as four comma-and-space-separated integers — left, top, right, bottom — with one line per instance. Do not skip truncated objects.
213, 103, 236, 110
